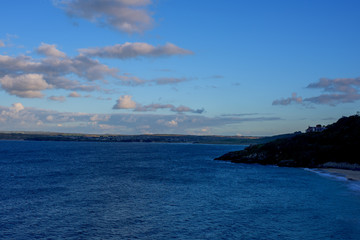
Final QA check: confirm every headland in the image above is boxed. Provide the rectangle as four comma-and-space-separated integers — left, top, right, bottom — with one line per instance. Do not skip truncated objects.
215, 115, 360, 175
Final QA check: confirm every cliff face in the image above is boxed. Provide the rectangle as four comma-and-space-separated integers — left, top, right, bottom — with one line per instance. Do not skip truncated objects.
215, 115, 360, 169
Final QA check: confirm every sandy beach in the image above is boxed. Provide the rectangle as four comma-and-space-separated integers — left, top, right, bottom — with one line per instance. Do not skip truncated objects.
322, 168, 360, 181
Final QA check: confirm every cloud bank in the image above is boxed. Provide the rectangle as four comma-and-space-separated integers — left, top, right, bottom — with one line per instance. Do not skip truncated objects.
0, 103, 280, 134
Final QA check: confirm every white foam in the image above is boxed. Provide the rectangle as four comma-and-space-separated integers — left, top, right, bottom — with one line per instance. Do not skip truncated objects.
304, 168, 360, 193
305, 168, 348, 181
348, 182, 360, 192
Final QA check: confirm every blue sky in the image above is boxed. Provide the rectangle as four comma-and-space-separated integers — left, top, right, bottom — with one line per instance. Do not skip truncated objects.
0, 0, 360, 136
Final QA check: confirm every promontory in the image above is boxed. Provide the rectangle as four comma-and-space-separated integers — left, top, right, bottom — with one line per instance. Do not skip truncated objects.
215, 115, 360, 170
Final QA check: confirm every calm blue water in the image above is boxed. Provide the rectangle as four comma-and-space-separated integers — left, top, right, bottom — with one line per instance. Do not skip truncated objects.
1, 141, 360, 240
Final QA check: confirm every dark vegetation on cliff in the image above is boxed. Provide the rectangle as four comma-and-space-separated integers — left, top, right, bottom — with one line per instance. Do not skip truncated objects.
215, 115, 360, 169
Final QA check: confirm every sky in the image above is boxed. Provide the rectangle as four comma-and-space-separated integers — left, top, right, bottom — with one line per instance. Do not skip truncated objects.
0, 0, 360, 136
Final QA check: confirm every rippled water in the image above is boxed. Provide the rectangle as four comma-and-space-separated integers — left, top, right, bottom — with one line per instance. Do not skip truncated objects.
1, 141, 360, 239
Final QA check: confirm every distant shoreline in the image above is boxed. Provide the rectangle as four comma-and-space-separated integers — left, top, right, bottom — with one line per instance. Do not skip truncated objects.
0, 131, 297, 145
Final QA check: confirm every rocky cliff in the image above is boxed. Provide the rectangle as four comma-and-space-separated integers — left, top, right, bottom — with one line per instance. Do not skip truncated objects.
215, 115, 360, 169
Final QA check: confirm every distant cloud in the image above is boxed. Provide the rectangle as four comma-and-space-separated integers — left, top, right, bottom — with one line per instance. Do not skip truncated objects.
96, 96, 112, 101
207, 75, 224, 79
152, 77, 190, 85
90, 114, 110, 122
0, 103, 25, 123
221, 113, 259, 117
304, 77, 360, 105
0, 34, 18, 48
55, 0, 154, 33
113, 95, 204, 114
79, 42, 193, 59
156, 69, 174, 72
68, 91, 81, 97
117, 74, 146, 85
274, 77, 360, 107
272, 93, 302, 106
36, 43, 66, 58
135, 103, 204, 114
48, 96, 66, 102
0, 103, 281, 134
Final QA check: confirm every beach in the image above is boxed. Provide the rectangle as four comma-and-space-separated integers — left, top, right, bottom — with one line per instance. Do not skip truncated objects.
323, 168, 360, 181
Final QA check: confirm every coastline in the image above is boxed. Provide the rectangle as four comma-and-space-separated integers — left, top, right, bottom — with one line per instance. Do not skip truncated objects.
321, 168, 360, 181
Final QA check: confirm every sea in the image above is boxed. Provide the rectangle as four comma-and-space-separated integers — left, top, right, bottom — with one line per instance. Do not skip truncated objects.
1, 141, 360, 240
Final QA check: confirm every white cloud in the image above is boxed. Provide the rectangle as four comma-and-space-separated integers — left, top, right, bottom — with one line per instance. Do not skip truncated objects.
90, 114, 110, 122
46, 115, 54, 121
36, 43, 66, 58
56, 0, 154, 33
0, 103, 37, 123
0, 74, 52, 98
165, 119, 178, 127
68, 91, 81, 97
113, 95, 137, 109
79, 42, 193, 59
12, 102, 25, 112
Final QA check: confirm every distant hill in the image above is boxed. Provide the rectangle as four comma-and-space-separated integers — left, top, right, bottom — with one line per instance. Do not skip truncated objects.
0, 131, 296, 145
215, 115, 360, 170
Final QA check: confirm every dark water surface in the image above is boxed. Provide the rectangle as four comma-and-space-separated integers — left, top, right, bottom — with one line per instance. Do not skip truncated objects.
1, 141, 360, 239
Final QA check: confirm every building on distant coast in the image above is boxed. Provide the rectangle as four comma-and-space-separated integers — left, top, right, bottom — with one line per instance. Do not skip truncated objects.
306, 124, 326, 133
